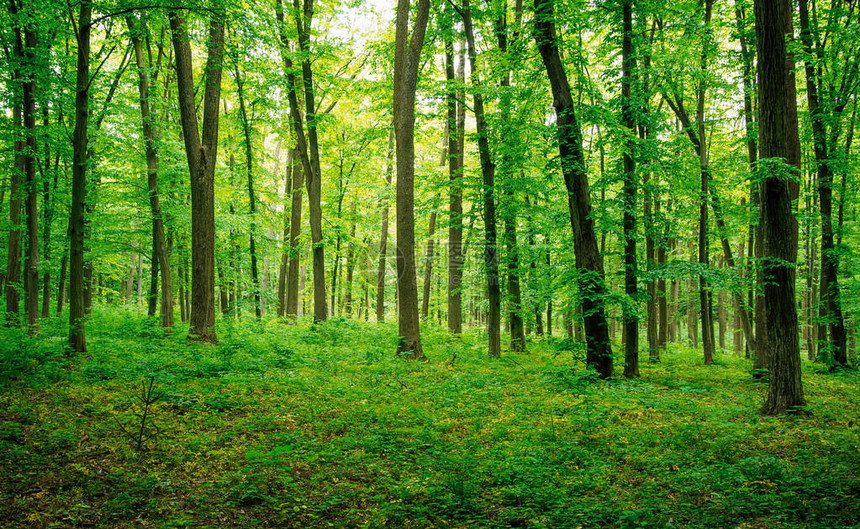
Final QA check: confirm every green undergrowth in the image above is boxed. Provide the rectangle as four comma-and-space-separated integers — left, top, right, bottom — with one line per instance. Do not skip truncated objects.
1, 307, 858, 528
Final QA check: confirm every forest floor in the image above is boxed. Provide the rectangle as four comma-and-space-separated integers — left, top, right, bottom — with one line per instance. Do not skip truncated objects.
0, 309, 858, 528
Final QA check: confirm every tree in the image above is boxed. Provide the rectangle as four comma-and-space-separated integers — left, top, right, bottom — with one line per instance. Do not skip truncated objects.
232, 57, 261, 319
461, 0, 501, 358
620, 0, 638, 377
393, 0, 430, 359
286, 148, 304, 318
170, 11, 225, 343
535, 0, 613, 378
755, 0, 805, 415
798, 0, 854, 368
275, 0, 327, 324
127, 13, 173, 330
376, 131, 393, 323
444, 31, 465, 335
68, 0, 92, 352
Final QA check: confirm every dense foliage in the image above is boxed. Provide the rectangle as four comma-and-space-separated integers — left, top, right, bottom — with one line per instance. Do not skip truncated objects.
0, 0, 858, 524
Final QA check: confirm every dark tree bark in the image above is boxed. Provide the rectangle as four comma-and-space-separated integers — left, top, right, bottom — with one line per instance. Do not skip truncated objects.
285, 152, 304, 319
446, 42, 465, 334
9, 0, 41, 334
39, 105, 60, 319
755, 0, 805, 415
662, 0, 721, 366
656, 202, 668, 350
697, 0, 716, 365
275, 0, 326, 323
735, 0, 767, 368
421, 210, 437, 319
377, 131, 393, 323
56, 247, 67, 315
69, 0, 91, 351
6, 104, 23, 326
462, 0, 501, 357
535, 0, 613, 377
293, 0, 327, 323
128, 13, 173, 329
393, 0, 430, 358
620, 0, 638, 377
233, 61, 261, 319
277, 149, 292, 318
497, 7, 525, 353
345, 198, 357, 315
798, 0, 851, 368
170, 12, 225, 343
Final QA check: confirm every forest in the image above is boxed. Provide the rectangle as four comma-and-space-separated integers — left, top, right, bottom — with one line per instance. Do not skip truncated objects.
0, 0, 858, 526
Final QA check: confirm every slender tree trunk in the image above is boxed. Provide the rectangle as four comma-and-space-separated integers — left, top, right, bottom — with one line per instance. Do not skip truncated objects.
345, 198, 356, 316
293, 0, 327, 323
736, 0, 768, 374
377, 131, 393, 323
234, 62, 261, 319
128, 14, 173, 329
40, 106, 57, 319
756, 0, 805, 415
6, 104, 23, 326
69, 0, 91, 351
277, 150, 292, 318
286, 151, 303, 319
421, 211, 436, 319
393, 0, 430, 358
14, 10, 40, 334
497, 7, 525, 353
463, 0, 501, 357
798, 0, 848, 368
620, 0, 638, 376
446, 43, 465, 334
148, 244, 158, 315
535, 0, 612, 377
656, 201, 668, 350
56, 248, 67, 316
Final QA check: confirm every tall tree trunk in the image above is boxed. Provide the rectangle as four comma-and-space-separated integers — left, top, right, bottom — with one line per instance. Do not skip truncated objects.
13, 7, 40, 334
656, 209, 668, 350
234, 62, 261, 319
497, 5, 525, 353
756, 0, 805, 415
462, 0, 501, 357
128, 14, 173, 329
277, 150, 292, 318
148, 244, 158, 315
620, 0, 638, 376
69, 0, 92, 351
39, 106, 58, 319
535, 0, 613, 377
6, 104, 23, 326
393, 0, 430, 358
377, 131, 394, 323
286, 150, 304, 319
345, 198, 356, 316
698, 0, 715, 365
709, 184, 755, 350
293, 0, 327, 323
56, 247, 67, 316
170, 12, 224, 342
446, 42, 465, 334
736, 0, 768, 374
798, 0, 849, 368
421, 211, 437, 319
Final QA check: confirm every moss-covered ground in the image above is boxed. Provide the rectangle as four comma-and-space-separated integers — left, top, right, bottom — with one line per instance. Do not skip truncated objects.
1, 309, 858, 528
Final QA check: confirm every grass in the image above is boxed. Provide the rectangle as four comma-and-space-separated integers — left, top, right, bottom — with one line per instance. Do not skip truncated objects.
0, 308, 858, 528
